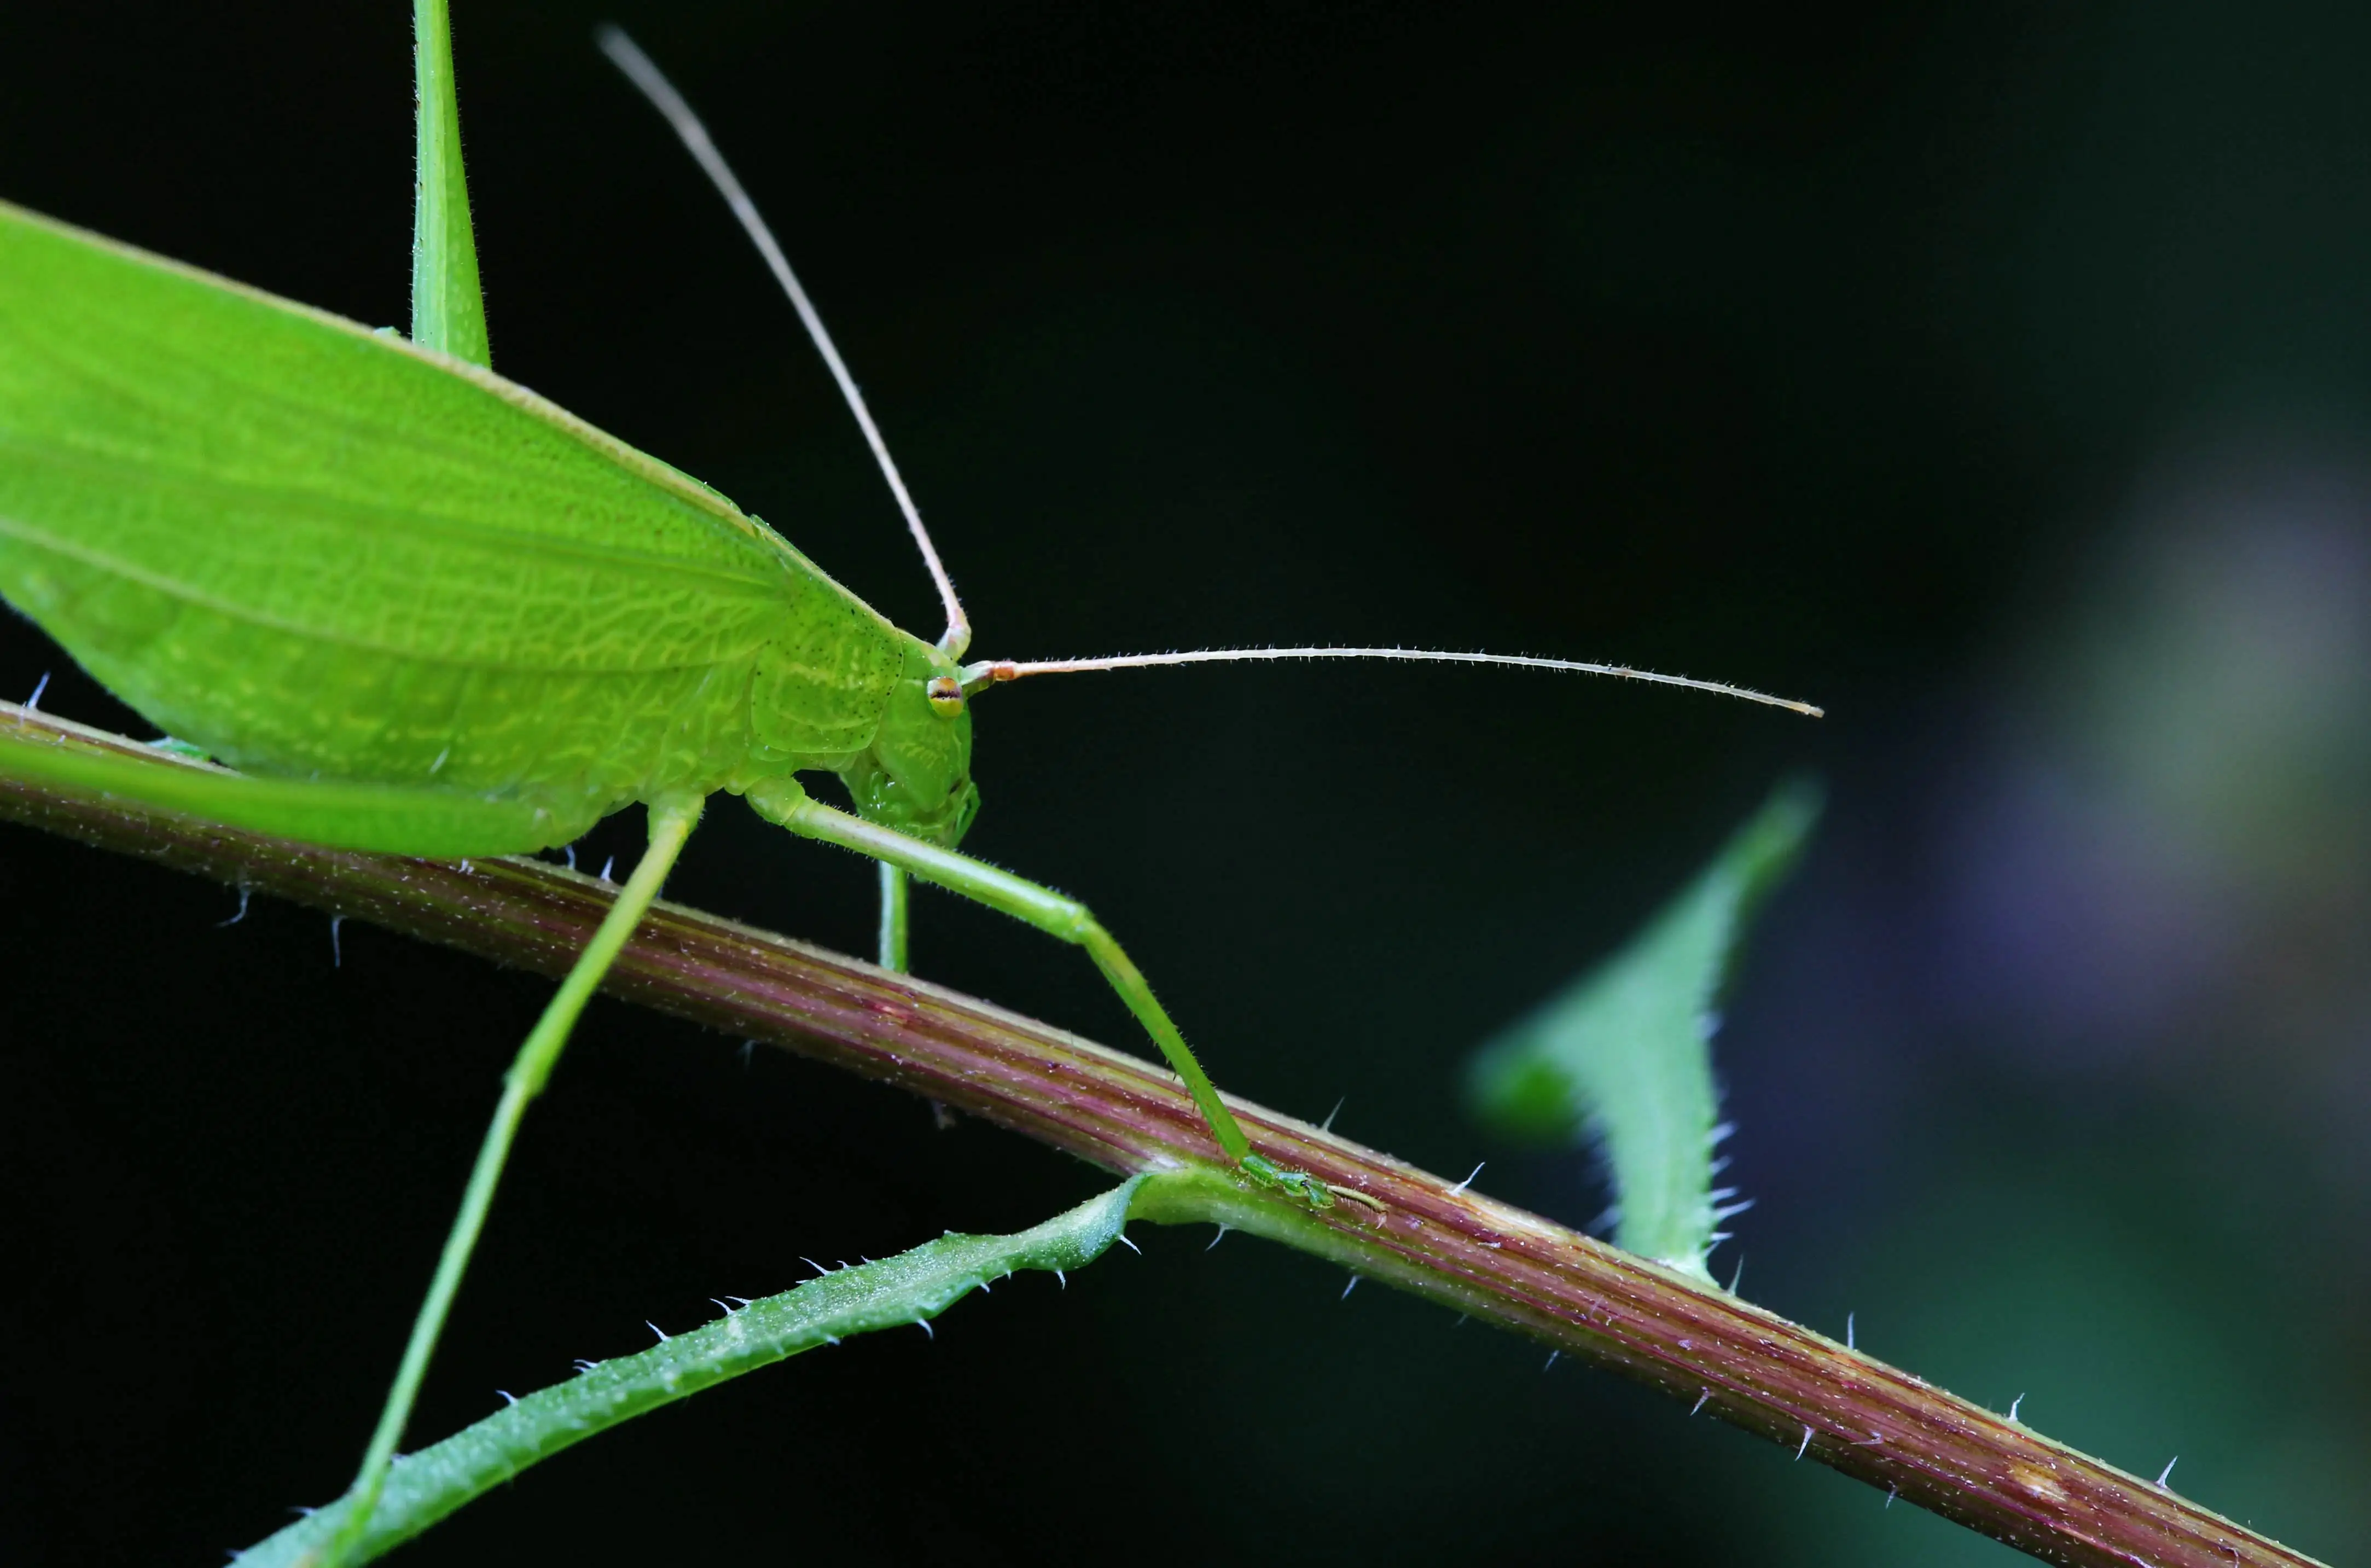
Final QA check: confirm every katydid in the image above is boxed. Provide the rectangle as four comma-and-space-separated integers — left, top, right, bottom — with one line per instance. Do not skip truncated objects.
0, 6, 1816, 1548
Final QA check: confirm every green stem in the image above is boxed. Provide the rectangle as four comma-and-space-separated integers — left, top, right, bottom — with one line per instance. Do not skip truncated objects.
240, 1178, 1147, 1566
0, 704, 2327, 1568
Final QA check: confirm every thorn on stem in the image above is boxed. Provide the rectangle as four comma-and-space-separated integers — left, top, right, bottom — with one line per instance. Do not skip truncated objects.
1691, 1389, 1711, 1416
1543, 1350, 1559, 1372
1795, 1425, 1814, 1461
25, 671, 50, 710
1205, 1223, 1231, 1251
329, 915, 344, 967
1116, 1232, 1141, 1255
915, 1317, 934, 1339
2008, 1392, 2025, 1422
217, 885, 252, 927
1321, 1095, 1345, 1132
1340, 1275, 1359, 1301
1450, 1160, 1485, 1197
1845, 1311, 1855, 1350
2156, 1455, 2178, 1489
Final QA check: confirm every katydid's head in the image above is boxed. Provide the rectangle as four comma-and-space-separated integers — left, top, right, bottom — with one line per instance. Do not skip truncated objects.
844, 639, 979, 847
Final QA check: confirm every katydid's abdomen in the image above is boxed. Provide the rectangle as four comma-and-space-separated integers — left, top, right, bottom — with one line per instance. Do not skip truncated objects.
0, 198, 948, 854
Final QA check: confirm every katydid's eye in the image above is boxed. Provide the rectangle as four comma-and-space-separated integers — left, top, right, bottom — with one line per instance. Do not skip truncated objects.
926, 676, 964, 716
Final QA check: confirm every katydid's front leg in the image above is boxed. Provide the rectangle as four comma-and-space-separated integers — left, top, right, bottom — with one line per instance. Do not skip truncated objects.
747, 777, 1336, 1209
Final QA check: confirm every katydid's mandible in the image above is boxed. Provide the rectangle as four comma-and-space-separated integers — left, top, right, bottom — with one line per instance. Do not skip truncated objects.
0, 4, 1816, 1555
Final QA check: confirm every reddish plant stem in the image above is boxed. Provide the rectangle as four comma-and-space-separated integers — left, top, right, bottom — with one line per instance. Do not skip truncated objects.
0, 703, 2325, 1568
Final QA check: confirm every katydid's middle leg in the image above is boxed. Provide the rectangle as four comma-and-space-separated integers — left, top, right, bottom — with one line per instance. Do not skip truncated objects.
877, 862, 910, 972
324, 791, 705, 1562
749, 780, 1332, 1206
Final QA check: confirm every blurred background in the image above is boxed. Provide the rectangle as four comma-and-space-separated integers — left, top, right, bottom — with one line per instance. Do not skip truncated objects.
2, 3, 2366, 1562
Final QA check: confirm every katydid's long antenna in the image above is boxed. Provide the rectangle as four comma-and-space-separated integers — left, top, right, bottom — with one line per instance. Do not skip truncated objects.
596, 26, 972, 659
963, 647, 1823, 716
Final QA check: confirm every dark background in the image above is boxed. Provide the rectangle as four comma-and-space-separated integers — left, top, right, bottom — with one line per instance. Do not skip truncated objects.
3, 3, 2367, 1563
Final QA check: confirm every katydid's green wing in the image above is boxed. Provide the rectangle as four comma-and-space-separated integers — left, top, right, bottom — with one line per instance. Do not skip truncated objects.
0, 201, 903, 814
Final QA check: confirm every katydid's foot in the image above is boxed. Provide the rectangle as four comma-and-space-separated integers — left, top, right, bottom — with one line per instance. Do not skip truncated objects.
1241, 1153, 1336, 1210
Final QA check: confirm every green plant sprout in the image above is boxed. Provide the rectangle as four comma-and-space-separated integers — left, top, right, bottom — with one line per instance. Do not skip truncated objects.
0, 2, 1818, 1558
1469, 779, 1822, 1280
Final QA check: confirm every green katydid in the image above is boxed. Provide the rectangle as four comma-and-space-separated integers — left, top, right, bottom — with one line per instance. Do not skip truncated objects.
0, 5, 1818, 1548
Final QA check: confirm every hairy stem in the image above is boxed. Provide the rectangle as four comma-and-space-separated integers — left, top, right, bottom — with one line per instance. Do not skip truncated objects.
236, 1178, 1148, 1565
0, 703, 2326, 1568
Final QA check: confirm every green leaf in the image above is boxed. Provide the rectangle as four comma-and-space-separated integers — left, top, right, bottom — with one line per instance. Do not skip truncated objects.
235, 1178, 1147, 1566
1465, 779, 1820, 1281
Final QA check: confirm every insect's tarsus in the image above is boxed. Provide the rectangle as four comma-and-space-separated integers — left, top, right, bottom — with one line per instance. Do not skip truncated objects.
596, 26, 972, 659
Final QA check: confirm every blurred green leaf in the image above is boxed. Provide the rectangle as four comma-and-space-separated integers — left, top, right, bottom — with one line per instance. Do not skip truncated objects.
1466, 779, 1820, 1281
